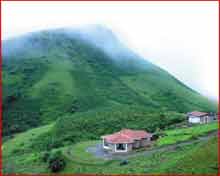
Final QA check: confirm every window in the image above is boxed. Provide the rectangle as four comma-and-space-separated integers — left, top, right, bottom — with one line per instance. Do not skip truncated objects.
104, 139, 108, 147
116, 143, 126, 151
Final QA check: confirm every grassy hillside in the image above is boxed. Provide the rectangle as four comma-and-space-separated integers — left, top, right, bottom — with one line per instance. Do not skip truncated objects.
32, 107, 186, 151
165, 137, 218, 174
2, 123, 218, 174
2, 26, 217, 173
61, 137, 218, 174
3, 27, 216, 138
156, 122, 218, 146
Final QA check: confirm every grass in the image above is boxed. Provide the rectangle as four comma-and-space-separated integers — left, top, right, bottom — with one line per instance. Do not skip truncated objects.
31, 58, 75, 97
33, 107, 186, 151
2, 27, 218, 174
156, 122, 218, 146
4, 135, 217, 174
2, 122, 218, 174
2, 123, 54, 157
61, 122, 218, 174
62, 141, 107, 165
2, 124, 53, 174
60, 136, 218, 174
120, 73, 217, 113
30, 58, 77, 123
3, 152, 48, 174
3, 29, 217, 137
168, 136, 218, 174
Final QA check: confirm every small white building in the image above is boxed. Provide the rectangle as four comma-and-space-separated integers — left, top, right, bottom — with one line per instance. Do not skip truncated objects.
187, 111, 212, 124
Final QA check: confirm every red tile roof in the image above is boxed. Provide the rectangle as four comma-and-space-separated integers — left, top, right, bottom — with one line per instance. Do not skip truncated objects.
101, 129, 152, 144
187, 111, 208, 117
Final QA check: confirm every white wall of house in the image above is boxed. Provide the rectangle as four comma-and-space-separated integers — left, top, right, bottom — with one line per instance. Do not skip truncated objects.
103, 139, 110, 149
188, 116, 201, 123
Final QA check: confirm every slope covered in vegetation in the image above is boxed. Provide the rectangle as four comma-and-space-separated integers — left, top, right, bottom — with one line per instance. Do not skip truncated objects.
3, 26, 216, 138
2, 122, 218, 174
2, 26, 217, 174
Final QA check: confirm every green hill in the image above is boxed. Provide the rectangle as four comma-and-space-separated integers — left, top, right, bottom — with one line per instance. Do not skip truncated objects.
2, 25, 218, 174
3, 25, 216, 141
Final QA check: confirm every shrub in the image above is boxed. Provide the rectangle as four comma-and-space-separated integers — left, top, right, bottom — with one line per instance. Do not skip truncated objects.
120, 160, 129, 166
190, 135, 198, 140
151, 134, 159, 141
48, 151, 66, 173
42, 151, 50, 162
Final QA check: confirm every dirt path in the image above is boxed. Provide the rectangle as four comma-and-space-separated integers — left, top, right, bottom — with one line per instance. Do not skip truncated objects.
86, 131, 218, 160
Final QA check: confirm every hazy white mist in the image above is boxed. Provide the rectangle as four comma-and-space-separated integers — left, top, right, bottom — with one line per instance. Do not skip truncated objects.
2, 1, 218, 100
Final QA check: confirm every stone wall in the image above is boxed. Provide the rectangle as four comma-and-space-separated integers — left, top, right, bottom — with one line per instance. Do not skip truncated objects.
132, 140, 141, 149
127, 143, 133, 152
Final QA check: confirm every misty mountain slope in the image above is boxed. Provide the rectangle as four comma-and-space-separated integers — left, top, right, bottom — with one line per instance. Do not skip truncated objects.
2, 26, 216, 138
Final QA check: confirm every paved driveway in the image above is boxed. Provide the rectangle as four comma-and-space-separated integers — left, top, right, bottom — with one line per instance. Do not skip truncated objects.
86, 143, 115, 160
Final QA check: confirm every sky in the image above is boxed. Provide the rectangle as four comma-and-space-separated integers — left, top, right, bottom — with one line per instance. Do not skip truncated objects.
2, 1, 218, 100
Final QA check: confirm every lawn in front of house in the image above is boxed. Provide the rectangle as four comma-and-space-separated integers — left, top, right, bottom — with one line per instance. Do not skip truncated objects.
62, 140, 105, 164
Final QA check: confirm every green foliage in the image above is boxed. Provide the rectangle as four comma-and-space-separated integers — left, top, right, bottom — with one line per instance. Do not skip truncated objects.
2, 28, 218, 174
167, 137, 218, 174
42, 151, 50, 162
156, 122, 218, 146
31, 107, 185, 151
3, 30, 217, 138
48, 150, 66, 173
2, 121, 217, 174
3, 57, 48, 136
61, 137, 218, 174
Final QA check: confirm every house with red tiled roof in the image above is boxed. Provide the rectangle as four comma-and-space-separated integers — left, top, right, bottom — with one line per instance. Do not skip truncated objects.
101, 129, 152, 153
187, 111, 215, 124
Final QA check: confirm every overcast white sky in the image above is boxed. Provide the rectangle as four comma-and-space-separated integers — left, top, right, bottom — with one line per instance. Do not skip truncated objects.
2, 1, 218, 100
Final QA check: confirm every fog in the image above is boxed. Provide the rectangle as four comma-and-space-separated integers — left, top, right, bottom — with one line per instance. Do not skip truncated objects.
2, 1, 218, 100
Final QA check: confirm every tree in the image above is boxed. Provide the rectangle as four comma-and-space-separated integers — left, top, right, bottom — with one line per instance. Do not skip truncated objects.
42, 151, 50, 162
48, 150, 66, 173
